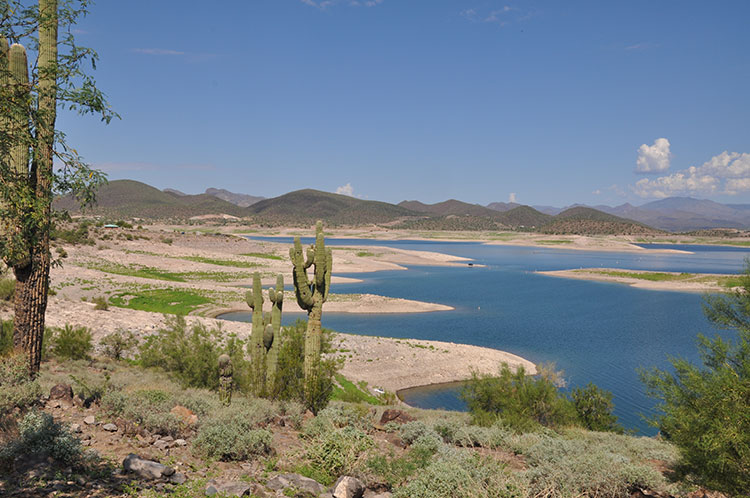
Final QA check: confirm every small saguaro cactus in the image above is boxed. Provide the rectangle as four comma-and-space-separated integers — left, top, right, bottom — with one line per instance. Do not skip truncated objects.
289, 220, 332, 385
265, 274, 284, 390
245, 272, 266, 394
218, 354, 233, 406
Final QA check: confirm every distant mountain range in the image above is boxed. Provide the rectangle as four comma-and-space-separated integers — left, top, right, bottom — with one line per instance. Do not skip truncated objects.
520, 197, 750, 232
56, 179, 750, 233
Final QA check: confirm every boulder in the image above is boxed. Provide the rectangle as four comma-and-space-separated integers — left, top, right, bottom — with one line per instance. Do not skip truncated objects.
122, 454, 174, 480
332, 476, 365, 498
379, 409, 414, 425
267, 473, 326, 495
205, 479, 251, 496
102, 423, 118, 432
83, 415, 96, 425
49, 384, 73, 401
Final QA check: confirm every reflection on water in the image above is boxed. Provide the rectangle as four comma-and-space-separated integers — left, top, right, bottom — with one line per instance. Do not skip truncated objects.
223, 238, 749, 435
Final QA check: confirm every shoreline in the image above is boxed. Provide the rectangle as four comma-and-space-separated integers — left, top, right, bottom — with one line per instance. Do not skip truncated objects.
538, 268, 737, 293
0, 297, 533, 395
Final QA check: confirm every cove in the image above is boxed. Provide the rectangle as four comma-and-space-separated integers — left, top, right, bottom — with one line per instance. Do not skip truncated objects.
223, 238, 748, 435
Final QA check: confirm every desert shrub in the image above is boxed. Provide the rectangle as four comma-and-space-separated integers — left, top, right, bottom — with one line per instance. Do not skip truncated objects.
0, 277, 15, 302
51, 222, 94, 246
572, 382, 623, 433
394, 446, 526, 498
304, 403, 371, 436
520, 434, 666, 498
50, 325, 93, 360
462, 363, 577, 432
70, 373, 111, 406
139, 316, 223, 389
193, 400, 275, 460
398, 421, 440, 445
92, 296, 109, 311
0, 411, 82, 467
100, 329, 137, 360
273, 319, 339, 413
301, 426, 375, 485
0, 353, 42, 414
101, 388, 183, 436
641, 269, 750, 495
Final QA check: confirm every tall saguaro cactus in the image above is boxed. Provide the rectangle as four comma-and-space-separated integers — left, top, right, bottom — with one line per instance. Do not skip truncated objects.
12, 0, 58, 373
289, 221, 332, 384
265, 274, 284, 390
245, 272, 266, 394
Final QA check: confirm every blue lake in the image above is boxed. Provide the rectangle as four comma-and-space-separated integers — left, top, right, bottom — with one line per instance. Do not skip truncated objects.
222, 237, 748, 435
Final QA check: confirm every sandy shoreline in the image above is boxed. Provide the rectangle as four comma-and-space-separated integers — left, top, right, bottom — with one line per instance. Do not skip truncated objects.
0, 297, 532, 394
538, 268, 737, 293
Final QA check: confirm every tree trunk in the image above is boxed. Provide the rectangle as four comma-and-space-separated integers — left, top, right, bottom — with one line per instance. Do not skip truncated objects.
13, 249, 49, 373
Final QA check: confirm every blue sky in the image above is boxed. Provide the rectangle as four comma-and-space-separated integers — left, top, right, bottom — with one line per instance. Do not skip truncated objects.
56, 0, 750, 206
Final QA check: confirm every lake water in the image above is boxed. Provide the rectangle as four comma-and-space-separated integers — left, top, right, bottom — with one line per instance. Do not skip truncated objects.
222, 237, 748, 435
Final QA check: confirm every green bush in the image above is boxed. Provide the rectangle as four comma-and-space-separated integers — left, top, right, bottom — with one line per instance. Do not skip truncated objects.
461, 363, 577, 432
520, 433, 667, 498
273, 319, 339, 413
641, 264, 750, 495
394, 447, 526, 498
193, 399, 275, 460
101, 388, 184, 437
100, 329, 137, 360
92, 296, 109, 311
50, 325, 93, 360
571, 383, 623, 433
0, 353, 42, 414
0, 411, 82, 467
301, 426, 374, 485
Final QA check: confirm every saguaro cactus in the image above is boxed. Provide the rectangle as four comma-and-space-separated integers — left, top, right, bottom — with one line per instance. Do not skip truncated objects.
245, 272, 266, 394
265, 274, 284, 390
218, 354, 233, 406
289, 221, 332, 384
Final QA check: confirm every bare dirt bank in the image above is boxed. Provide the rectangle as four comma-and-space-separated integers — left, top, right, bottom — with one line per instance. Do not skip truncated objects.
538, 268, 737, 293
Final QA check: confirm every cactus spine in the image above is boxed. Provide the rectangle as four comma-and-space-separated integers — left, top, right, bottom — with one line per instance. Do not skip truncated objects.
289, 221, 332, 384
265, 274, 284, 390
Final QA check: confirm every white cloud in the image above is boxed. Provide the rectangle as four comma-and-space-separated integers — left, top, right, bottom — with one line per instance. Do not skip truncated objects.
508, 192, 517, 203
592, 189, 601, 195
336, 183, 355, 197
633, 151, 750, 198
636, 138, 671, 173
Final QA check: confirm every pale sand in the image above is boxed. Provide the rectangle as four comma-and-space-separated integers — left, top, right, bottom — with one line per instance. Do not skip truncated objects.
538, 268, 736, 293
48, 228, 468, 314
0, 297, 533, 394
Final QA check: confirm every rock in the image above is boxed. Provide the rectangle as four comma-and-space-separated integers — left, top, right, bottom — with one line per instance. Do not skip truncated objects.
83, 415, 96, 425
102, 423, 118, 432
122, 454, 174, 480
174, 438, 187, 447
161, 435, 174, 442
383, 433, 406, 449
266, 473, 326, 495
70, 423, 82, 434
379, 409, 414, 425
205, 479, 252, 496
363, 492, 392, 498
170, 405, 198, 426
170, 472, 187, 485
153, 440, 169, 451
50, 384, 73, 401
72, 395, 85, 408
332, 476, 365, 498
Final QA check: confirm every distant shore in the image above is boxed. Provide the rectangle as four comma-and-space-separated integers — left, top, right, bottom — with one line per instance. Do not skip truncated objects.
538, 267, 739, 293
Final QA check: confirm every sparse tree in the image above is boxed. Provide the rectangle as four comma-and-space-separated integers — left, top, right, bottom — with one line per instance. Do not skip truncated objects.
0, 0, 116, 373
641, 262, 750, 495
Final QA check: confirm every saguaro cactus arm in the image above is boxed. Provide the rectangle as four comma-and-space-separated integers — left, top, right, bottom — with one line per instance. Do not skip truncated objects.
290, 237, 314, 310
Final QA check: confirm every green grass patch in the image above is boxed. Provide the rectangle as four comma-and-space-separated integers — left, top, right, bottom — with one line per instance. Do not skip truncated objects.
109, 288, 212, 315
583, 270, 696, 282
239, 252, 283, 260
537, 239, 573, 245
182, 256, 264, 268
331, 373, 382, 405
356, 251, 376, 258
85, 262, 186, 282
